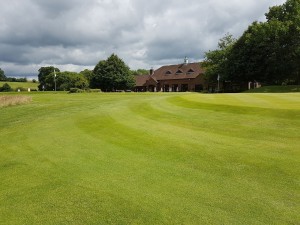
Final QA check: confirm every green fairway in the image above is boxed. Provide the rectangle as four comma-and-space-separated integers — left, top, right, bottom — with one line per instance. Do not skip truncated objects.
0, 92, 299, 224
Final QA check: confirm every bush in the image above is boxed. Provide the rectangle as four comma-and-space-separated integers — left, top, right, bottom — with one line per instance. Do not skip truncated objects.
86, 89, 101, 93
15, 87, 27, 92
69, 88, 84, 93
0, 83, 13, 92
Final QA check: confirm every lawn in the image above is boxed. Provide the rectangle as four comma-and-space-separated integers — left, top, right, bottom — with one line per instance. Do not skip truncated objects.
0, 92, 299, 224
0, 81, 39, 91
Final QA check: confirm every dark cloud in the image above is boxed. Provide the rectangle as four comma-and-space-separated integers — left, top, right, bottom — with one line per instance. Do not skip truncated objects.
0, 0, 286, 76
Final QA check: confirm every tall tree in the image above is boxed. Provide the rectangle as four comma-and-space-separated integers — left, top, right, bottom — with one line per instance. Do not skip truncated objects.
130, 69, 149, 76
91, 54, 135, 91
43, 71, 88, 91
0, 68, 7, 81
227, 21, 289, 83
202, 33, 236, 82
203, 0, 300, 86
80, 69, 93, 83
38, 66, 60, 90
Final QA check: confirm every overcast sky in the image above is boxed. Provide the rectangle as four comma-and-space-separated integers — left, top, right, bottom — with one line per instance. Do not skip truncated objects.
0, 0, 286, 77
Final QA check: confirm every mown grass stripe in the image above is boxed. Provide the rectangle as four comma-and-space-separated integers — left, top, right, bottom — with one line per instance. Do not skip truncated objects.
0, 92, 299, 224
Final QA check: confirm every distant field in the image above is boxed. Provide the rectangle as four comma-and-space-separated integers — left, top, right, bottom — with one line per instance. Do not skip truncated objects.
0, 92, 299, 224
245, 85, 300, 93
0, 81, 39, 90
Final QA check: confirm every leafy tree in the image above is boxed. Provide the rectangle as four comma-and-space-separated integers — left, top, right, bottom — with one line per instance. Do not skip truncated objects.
91, 54, 135, 91
206, 0, 300, 86
38, 66, 60, 90
80, 69, 93, 83
43, 71, 88, 91
0, 68, 7, 81
227, 0, 299, 84
130, 69, 149, 76
227, 21, 290, 83
0, 83, 12, 92
202, 33, 236, 82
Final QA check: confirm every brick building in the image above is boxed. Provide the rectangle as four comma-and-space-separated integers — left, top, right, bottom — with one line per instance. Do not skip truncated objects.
134, 58, 206, 92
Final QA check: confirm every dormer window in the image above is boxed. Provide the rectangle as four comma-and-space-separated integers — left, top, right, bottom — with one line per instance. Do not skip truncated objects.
165, 71, 172, 75
176, 70, 183, 74
187, 69, 194, 74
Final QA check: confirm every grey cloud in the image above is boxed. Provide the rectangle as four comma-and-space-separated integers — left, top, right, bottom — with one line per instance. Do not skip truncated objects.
0, 0, 286, 76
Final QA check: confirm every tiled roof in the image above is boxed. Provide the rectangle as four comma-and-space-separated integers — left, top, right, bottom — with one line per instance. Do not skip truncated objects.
134, 75, 158, 86
152, 62, 204, 81
135, 75, 150, 86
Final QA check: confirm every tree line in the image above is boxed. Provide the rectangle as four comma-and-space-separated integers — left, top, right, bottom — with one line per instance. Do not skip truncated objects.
0, 68, 29, 83
37, 54, 142, 92
203, 0, 300, 86
1, 54, 147, 92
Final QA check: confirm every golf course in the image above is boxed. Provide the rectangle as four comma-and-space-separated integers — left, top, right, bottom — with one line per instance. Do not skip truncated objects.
0, 92, 299, 224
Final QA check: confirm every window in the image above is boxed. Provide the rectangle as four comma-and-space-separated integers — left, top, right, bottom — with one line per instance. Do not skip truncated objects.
176, 70, 183, 74
187, 69, 194, 74
165, 71, 172, 75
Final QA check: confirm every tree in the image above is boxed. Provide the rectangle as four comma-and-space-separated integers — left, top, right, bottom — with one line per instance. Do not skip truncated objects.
80, 69, 93, 83
226, 21, 289, 84
0, 68, 7, 81
202, 33, 236, 82
91, 54, 135, 91
43, 71, 88, 91
38, 66, 60, 90
227, 0, 300, 84
0, 83, 12, 92
130, 69, 149, 76
205, 0, 300, 86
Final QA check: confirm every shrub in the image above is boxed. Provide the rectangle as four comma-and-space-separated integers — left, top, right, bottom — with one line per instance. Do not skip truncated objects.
15, 87, 27, 92
69, 88, 84, 93
0, 83, 13, 92
86, 89, 101, 93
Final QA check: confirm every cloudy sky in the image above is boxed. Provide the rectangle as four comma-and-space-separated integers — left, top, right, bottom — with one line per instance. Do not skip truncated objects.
1, 0, 286, 77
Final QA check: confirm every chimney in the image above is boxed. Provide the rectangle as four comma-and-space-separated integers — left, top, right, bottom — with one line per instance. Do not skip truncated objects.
150, 67, 154, 75
184, 56, 188, 65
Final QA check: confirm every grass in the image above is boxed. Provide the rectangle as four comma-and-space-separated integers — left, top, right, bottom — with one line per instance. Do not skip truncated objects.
0, 81, 39, 91
245, 85, 300, 93
0, 95, 32, 107
0, 92, 299, 224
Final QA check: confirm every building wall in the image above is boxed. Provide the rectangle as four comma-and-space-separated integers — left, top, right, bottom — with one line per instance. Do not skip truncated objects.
158, 75, 205, 92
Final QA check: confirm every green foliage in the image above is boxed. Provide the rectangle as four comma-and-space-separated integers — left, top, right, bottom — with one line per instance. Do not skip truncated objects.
69, 88, 84, 93
204, 0, 300, 85
5, 77, 28, 82
202, 33, 236, 82
38, 66, 60, 90
91, 54, 135, 91
130, 69, 149, 76
0, 68, 7, 81
0, 83, 13, 92
44, 71, 89, 91
80, 69, 93, 82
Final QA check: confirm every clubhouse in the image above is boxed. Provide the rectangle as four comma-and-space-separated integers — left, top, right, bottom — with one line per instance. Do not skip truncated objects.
134, 58, 206, 92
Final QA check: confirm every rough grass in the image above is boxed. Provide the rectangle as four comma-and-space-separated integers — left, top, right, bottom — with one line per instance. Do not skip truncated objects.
0, 95, 32, 107
0, 92, 299, 224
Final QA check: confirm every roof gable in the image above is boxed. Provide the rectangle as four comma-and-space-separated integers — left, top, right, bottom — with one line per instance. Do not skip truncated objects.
153, 62, 204, 80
